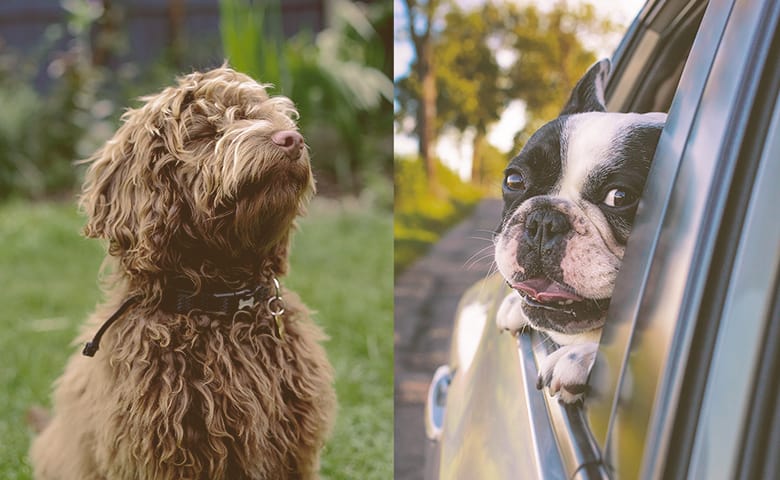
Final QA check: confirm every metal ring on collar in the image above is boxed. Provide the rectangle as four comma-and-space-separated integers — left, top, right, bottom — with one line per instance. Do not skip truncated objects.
267, 296, 285, 316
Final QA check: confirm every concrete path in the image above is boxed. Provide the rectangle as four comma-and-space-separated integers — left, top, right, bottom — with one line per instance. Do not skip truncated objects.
394, 198, 504, 480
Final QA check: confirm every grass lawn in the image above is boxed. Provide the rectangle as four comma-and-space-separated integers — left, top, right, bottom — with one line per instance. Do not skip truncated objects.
0, 199, 392, 480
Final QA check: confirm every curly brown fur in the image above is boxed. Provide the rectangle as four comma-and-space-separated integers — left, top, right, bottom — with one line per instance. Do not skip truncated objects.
30, 67, 336, 480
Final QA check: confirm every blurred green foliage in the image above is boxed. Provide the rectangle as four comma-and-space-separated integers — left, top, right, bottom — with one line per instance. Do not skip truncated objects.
0, 202, 105, 477
396, 1, 618, 184
394, 156, 483, 274
220, 0, 393, 195
0, 1, 117, 200
0, 0, 392, 202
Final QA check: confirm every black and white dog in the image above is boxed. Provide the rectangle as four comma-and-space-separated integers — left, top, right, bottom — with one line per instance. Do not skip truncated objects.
494, 59, 665, 403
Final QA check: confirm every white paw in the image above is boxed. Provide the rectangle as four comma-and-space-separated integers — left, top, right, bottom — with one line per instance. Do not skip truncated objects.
537, 342, 598, 404
496, 291, 528, 333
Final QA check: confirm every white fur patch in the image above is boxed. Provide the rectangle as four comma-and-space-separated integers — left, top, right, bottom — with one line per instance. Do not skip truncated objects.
496, 291, 528, 332
538, 342, 599, 404
558, 112, 666, 200
559, 202, 624, 299
494, 226, 523, 284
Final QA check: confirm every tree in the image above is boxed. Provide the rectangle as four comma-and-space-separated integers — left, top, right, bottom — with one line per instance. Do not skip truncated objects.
399, 0, 442, 189
501, 2, 616, 144
396, 1, 620, 187
435, 4, 504, 185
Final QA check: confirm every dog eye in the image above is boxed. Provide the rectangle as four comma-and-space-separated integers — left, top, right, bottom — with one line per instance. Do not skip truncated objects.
603, 188, 635, 207
504, 172, 527, 192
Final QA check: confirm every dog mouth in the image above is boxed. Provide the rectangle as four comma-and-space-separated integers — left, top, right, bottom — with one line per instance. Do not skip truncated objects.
511, 277, 610, 324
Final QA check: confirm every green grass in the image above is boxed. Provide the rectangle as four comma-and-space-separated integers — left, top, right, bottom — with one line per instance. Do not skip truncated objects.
0, 199, 392, 480
394, 157, 484, 274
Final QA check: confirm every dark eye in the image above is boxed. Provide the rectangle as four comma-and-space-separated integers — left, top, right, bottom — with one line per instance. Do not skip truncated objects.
504, 172, 526, 191
603, 188, 636, 207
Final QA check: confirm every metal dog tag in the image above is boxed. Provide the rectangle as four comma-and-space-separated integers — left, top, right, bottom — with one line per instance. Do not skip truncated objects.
268, 278, 286, 341
238, 297, 256, 310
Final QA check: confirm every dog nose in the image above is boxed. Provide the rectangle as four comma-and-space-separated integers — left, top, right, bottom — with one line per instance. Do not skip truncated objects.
525, 208, 571, 254
271, 130, 304, 159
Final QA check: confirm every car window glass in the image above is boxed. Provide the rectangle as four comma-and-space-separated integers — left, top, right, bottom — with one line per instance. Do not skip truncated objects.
590, 0, 778, 477
586, 0, 713, 447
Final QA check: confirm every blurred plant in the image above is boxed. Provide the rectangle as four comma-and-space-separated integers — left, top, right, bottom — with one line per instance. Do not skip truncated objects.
394, 156, 482, 273
220, 0, 290, 90
0, 0, 118, 200
501, 2, 616, 144
219, 0, 393, 195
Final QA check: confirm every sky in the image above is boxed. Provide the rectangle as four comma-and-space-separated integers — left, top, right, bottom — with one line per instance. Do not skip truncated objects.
394, 0, 648, 179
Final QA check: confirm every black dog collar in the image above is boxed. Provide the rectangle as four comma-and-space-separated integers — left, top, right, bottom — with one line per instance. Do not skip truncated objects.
82, 278, 284, 357
160, 283, 272, 316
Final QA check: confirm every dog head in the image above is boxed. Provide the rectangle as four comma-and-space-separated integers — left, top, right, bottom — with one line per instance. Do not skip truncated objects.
80, 66, 313, 279
494, 59, 665, 338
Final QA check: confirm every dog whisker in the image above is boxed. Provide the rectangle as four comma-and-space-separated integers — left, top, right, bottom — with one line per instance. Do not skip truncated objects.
463, 245, 495, 269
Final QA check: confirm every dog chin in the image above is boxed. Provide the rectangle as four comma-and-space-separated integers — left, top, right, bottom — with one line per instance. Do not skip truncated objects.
517, 290, 609, 335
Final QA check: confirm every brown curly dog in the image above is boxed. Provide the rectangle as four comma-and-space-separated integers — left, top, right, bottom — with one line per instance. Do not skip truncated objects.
29, 66, 336, 480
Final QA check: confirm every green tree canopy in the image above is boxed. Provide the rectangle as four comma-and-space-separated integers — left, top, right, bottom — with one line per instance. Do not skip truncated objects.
434, 5, 504, 183
501, 2, 615, 144
395, 1, 620, 185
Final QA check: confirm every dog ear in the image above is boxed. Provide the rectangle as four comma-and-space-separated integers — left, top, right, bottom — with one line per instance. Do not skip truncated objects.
80, 139, 135, 246
560, 59, 611, 115
80, 110, 184, 277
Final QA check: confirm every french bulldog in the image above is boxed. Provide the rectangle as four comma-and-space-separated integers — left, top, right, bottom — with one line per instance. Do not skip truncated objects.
494, 59, 666, 403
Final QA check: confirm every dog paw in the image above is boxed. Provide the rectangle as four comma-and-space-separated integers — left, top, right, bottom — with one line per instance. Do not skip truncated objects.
496, 291, 528, 334
536, 342, 598, 404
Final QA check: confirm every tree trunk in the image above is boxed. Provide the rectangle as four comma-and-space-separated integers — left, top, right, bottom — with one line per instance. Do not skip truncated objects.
404, 0, 440, 192
418, 40, 438, 190
471, 129, 485, 185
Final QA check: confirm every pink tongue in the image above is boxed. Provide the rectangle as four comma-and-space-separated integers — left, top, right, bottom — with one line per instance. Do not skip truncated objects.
513, 278, 584, 303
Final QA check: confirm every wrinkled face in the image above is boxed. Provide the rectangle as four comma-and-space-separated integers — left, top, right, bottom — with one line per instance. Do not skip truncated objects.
495, 111, 665, 336
80, 67, 313, 276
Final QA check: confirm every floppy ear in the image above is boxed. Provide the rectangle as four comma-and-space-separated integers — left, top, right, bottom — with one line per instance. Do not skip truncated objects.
79, 106, 185, 278
80, 138, 136, 247
560, 59, 611, 115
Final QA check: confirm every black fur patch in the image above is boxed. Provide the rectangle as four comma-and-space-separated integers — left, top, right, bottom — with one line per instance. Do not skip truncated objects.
500, 119, 565, 225
581, 124, 663, 243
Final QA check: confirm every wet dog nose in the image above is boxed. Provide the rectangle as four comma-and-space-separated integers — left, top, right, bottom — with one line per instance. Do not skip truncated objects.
271, 130, 304, 159
525, 208, 571, 254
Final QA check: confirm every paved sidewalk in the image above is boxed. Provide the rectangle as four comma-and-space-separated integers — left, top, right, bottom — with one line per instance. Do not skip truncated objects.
394, 198, 503, 480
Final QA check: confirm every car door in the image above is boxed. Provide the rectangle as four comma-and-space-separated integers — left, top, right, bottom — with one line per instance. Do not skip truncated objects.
590, 0, 780, 477
425, 0, 780, 478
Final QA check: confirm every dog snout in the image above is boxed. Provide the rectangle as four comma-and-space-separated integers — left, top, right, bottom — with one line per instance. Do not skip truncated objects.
525, 208, 571, 254
271, 130, 304, 159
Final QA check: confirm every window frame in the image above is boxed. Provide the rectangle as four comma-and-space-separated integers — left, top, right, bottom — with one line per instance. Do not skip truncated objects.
508, 0, 719, 477
516, 0, 780, 477
586, 0, 780, 478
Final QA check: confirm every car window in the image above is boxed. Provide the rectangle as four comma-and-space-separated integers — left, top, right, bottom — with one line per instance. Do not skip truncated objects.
586, 0, 780, 478
511, 1, 715, 477
587, 0, 716, 447
607, 0, 708, 113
